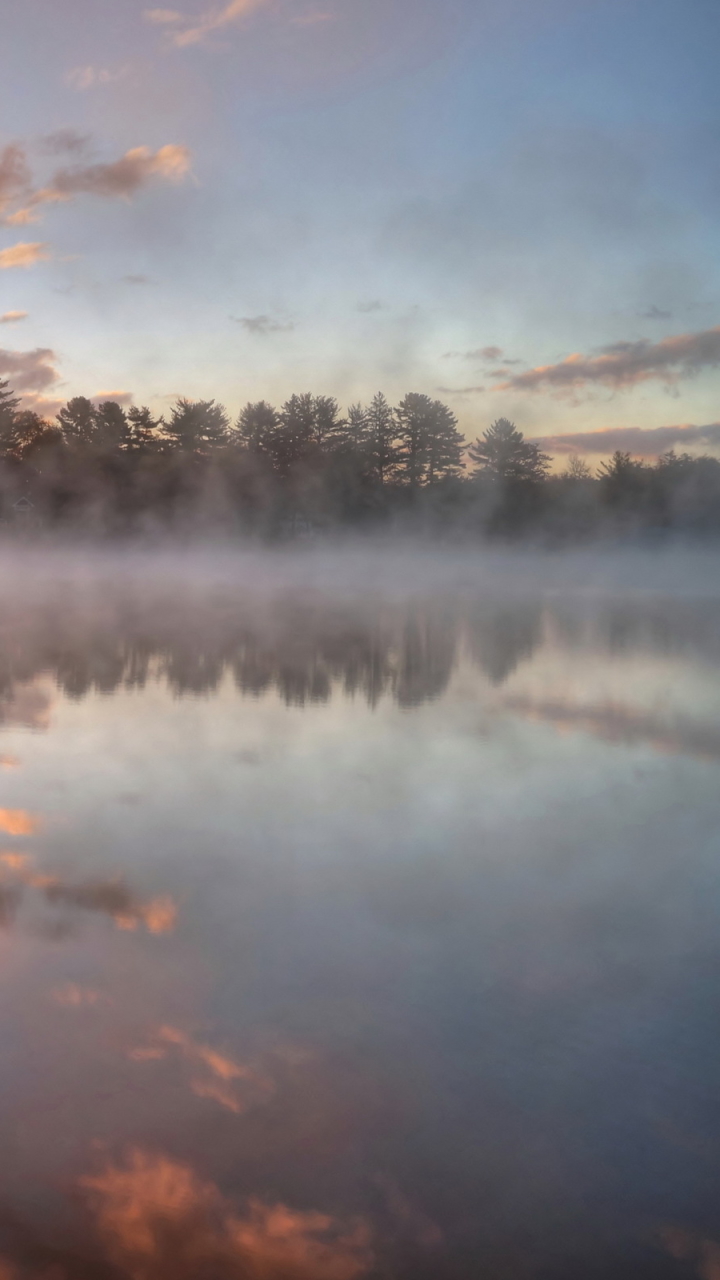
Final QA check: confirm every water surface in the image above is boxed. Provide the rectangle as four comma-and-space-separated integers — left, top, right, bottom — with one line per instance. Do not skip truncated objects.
1, 546, 719, 1280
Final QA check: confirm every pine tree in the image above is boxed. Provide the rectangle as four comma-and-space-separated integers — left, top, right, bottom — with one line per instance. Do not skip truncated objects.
94, 401, 133, 453
365, 393, 398, 484
236, 401, 278, 457
394, 393, 435, 489
467, 418, 549, 483
165, 399, 230, 456
126, 406, 164, 455
0, 379, 20, 457
57, 397, 97, 448
425, 400, 464, 483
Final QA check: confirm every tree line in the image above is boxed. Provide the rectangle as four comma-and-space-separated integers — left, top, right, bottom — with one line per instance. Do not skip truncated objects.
1, 378, 719, 535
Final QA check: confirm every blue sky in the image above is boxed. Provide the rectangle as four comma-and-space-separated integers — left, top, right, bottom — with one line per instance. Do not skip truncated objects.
1, 0, 718, 453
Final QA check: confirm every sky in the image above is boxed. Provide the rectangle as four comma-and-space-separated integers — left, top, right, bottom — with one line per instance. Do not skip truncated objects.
0, 0, 719, 455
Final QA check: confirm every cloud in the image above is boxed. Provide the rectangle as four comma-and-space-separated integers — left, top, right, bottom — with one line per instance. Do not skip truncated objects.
130, 1024, 275, 1114
19, 392, 66, 417
443, 345, 504, 362
94, 390, 134, 406
0, 311, 28, 324
234, 314, 295, 335
66, 65, 130, 91
36, 145, 191, 204
82, 1149, 372, 1280
496, 326, 720, 395
51, 983, 104, 1007
123, 273, 151, 284
0, 242, 50, 269
0, 809, 40, 836
504, 695, 720, 762
357, 300, 385, 313
144, 7, 184, 21
0, 851, 177, 934
164, 0, 271, 48
436, 385, 486, 396
2, 208, 39, 226
0, 347, 59, 393
0, 145, 31, 220
39, 129, 92, 156
534, 422, 720, 456
639, 304, 672, 320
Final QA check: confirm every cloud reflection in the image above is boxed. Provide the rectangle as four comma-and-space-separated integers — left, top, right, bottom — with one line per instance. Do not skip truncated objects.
0, 854, 177, 936
129, 1025, 276, 1114
504, 695, 720, 762
82, 1148, 372, 1280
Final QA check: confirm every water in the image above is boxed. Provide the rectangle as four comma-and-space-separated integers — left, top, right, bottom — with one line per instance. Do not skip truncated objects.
1, 545, 719, 1280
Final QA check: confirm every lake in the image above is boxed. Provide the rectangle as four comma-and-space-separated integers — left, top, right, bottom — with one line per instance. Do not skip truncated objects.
0, 544, 719, 1280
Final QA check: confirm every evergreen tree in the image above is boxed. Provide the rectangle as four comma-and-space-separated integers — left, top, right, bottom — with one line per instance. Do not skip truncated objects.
273, 394, 318, 476
425, 400, 464, 483
394, 393, 435, 489
126, 406, 164, 455
236, 401, 278, 456
0, 379, 21, 457
94, 401, 132, 453
57, 397, 97, 448
312, 396, 345, 450
165, 399, 230, 456
343, 403, 371, 452
468, 418, 550, 483
365, 392, 399, 485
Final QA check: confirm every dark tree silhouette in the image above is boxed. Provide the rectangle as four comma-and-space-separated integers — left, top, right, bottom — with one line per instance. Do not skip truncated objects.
95, 401, 132, 453
236, 401, 279, 457
0, 373, 719, 537
395, 393, 433, 490
344, 404, 371, 451
57, 397, 97, 448
468, 418, 550, 483
126, 405, 164, 455
425, 400, 465, 484
365, 392, 399, 485
165, 398, 230, 456
4, 411, 63, 462
0, 379, 20, 454
274, 394, 318, 476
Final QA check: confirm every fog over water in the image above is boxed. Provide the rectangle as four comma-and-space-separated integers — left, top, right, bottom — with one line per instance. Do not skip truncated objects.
1, 545, 719, 1279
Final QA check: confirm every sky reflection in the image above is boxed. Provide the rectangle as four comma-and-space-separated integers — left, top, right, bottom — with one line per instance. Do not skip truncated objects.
0, 550, 719, 1278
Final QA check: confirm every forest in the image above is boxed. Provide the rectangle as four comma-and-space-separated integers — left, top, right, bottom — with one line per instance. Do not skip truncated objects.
1, 378, 719, 537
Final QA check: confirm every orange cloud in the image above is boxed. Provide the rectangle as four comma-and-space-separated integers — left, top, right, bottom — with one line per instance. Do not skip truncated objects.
0, 852, 31, 870
82, 1149, 372, 1280
0, 855, 178, 934
0, 809, 40, 836
0, 242, 49, 269
495, 326, 720, 395
0, 311, 28, 324
167, 0, 270, 47
42, 878, 177, 934
130, 1025, 275, 1114
35, 145, 191, 204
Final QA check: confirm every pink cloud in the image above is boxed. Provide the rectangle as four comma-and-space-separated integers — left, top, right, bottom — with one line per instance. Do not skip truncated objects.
534, 421, 720, 456
496, 326, 720, 395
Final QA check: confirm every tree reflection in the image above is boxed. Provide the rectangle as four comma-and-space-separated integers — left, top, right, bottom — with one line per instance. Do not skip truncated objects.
0, 579, 719, 714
